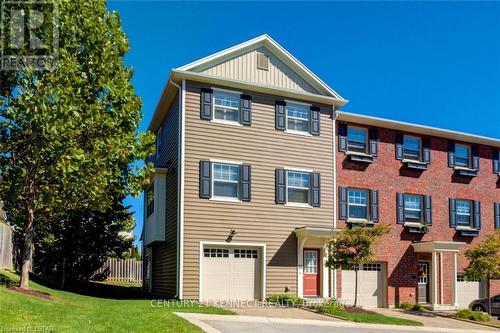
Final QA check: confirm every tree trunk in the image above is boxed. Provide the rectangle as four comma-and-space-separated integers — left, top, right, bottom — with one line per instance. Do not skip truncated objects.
19, 204, 34, 289
354, 269, 358, 307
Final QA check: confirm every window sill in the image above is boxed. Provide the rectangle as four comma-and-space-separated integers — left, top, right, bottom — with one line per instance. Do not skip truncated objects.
284, 130, 312, 137
346, 151, 374, 163
402, 159, 428, 170
210, 119, 243, 127
284, 202, 313, 208
453, 166, 477, 177
403, 222, 424, 228
209, 196, 242, 203
346, 218, 373, 224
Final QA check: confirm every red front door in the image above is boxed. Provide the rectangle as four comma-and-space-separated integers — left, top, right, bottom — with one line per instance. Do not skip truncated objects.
303, 249, 320, 296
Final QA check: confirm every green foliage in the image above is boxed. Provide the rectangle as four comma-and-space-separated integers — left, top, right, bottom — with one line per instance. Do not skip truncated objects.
0, 0, 154, 287
397, 302, 413, 309
266, 294, 303, 306
318, 300, 345, 315
411, 304, 425, 312
456, 309, 490, 322
464, 231, 500, 281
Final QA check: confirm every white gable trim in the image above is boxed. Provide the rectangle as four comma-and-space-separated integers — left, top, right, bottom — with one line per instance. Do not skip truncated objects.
176, 34, 346, 101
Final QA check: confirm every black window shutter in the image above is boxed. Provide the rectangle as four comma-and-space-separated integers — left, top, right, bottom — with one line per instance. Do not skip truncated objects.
473, 200, 481, 229
200, 88, 213, 120
395, 133, 404, 160
370, 190, 379, 222
339, 187, 348, 220
448, 141, 456, 167
310, 107, 320, 136
493, 150, 500, 174
424, 195, 432, 225
239, 164, 251, 201
423, 137, 431, 163
396, 193, 405, 224
275, 101, 286, 130
449, 198, 457, 227
369, 129, 378, 157
199, 160, 211, 198
310, 172, 320, 207
338, 123, 348, 152
240, 95, 252, 126
472, 145, 480, 170
275, 168, 286, 204
494, 203, 500, 229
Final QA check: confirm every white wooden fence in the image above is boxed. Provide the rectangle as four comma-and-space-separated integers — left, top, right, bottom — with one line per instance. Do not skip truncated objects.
0, 222, 13, 270
94, 258, 142, 283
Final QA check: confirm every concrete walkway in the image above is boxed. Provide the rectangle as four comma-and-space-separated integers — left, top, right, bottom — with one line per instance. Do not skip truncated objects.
175, 312, 497, 333
227, 306, 340, 321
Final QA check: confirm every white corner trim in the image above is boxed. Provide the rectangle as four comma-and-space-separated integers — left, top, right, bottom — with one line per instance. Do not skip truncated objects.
284, 99, 312, 107
178, 79, 186, 299
333, 107, 338, 229
284, 130, 313, 137
198, 241, 267, 302
209, 158, 243, 165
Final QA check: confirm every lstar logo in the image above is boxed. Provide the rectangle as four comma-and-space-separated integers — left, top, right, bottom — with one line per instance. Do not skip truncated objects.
0, 0, 59, 71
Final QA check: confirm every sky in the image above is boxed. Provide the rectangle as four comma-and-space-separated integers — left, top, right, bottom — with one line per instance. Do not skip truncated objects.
106, 1, 500, 244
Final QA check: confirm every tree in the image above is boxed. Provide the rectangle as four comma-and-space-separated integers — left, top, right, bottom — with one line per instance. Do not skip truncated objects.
0, 1, 154, 289
326, 224, 391, 307
464, 231, 500, 315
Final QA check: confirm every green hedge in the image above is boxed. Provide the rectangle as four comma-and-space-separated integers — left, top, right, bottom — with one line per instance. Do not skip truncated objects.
266, 294, 303, 306
456, 309, 490, 322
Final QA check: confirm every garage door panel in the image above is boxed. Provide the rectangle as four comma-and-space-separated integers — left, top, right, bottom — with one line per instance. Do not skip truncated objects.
341, 263, 386, 308
457, 276, 486, 309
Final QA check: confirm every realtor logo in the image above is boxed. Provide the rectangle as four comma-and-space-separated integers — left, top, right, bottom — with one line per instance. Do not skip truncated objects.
0, 0, 59, 71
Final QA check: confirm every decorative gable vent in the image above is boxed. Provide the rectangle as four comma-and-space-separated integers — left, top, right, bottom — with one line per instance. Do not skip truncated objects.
257, 51, 269, 71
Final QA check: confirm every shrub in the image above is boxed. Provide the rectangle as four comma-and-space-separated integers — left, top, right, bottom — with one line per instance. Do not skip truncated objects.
456, 309, 490, 322
397, 302, 413, 310
266, 294, 303, 306
319, 299, 345, 316
411, 304, 425, 312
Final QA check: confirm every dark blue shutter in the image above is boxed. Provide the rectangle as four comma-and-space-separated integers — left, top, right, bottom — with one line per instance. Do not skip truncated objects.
449, 198, 457, 228
493, 150, 500, 174
338, 123, 348, 152
239, 164, 251, 202
473, 201, 481, 229
397, 193, 405, 224
240, 94, 252, 126
370, 190, 379, 222
275, 101, 286, 130
339, 187, 348, 220
472, 145, 480, 170
424, 195, 432, 225
275, 168, 286, 204
199, 160, 211, 198
395, 133, 404, 160
310, 107, 320, 136
369, 129, 378, 157
310, 172, 320, 207
423, 138, 431, 163
200, 88, 213, 120
448, 141, 456, 167
494, 203, 500, 229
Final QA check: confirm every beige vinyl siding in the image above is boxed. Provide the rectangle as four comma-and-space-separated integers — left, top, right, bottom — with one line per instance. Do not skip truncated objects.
183, 81, 334, 299
201, 46, 320, 95
148, 94, 179, 297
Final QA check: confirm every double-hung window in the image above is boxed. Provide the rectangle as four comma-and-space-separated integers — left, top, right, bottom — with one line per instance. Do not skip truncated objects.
347, 188, 368, 219
403, 135, 421, 161
347, 126, 368, 153
456, 199, 472, 226
455, 144, 471, 168
212, 163, 239, 199
213, 91, 240, 123
287, 171, 310, 204
146, 184, 154, 217
286, 103, 310, 133
404, 194, 422, 222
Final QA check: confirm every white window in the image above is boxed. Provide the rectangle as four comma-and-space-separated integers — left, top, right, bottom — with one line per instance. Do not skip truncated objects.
146, 257, 152, 279
403, 135, 421, 161
286, 103, 310, 133
347, 126, 368, 153
404, 194, 422, 222
455, 144, 471, 167
213, 91, 240, 123
348, 188, 368, 219
146, 184, 154, 218
234, 249, 258, 259
204, 248, 229, 258
456, 199, 472, 226
304, 250, 318, 274
287, 171, 310, 204
212, 163, 239, 199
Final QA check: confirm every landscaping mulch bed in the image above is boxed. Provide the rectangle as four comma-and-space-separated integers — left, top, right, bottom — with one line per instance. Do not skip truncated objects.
8, 286, 52, 300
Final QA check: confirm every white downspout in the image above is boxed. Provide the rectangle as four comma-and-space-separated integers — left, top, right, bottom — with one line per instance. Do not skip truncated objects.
332, 106, 338, 299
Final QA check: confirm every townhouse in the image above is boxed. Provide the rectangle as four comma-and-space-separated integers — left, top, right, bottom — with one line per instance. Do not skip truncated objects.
142, 35, 500, 309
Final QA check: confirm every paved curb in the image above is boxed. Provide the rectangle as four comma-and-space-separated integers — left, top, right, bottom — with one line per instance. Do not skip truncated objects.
299, 306, 348, 321
430, 312, 500, 330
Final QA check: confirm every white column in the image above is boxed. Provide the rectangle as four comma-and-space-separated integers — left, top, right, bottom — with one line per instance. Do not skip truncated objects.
432, 251, 438, 308
453, 252, 459, 307
440, 252, 444, 305
297, 237, 307, 298
322, 245, 328, 298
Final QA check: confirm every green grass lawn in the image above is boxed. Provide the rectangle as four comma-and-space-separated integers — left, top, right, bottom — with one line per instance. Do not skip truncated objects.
0, 270, 233, 333
336, 312, 423, 326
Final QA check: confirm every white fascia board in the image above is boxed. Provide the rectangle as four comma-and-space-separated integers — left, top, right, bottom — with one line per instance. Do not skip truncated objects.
337, 111, 500, 148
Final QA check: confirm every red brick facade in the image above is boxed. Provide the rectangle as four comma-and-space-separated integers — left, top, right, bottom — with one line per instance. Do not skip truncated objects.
336, 122, 500, 306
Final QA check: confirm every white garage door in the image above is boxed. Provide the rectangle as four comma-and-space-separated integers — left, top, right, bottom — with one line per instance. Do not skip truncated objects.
201, 247, 261, 301
456, 274, 485, 309
341, 263, 386, 308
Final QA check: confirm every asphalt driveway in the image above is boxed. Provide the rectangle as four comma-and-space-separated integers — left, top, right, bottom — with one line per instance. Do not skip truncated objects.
175, 313, 496, 333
